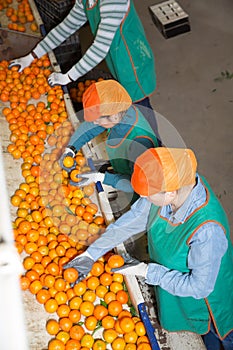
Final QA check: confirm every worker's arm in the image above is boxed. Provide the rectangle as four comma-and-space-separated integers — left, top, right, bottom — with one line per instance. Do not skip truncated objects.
67, 121, 105, 152
9, 0, 129, 82
103, 172, 133, 192
60, 122, 105, 171
87, 197, 150, 259
33, 1, 87, 58
74, 170, 134, 192
8, 1, 87, 73
67, 0, 129, 81
44, 0, 129, 85
63, 197, 150, 281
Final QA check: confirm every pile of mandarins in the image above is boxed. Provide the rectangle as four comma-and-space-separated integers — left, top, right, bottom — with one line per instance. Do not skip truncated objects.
0, 0, 38, 33
69, 77, 105, 104
1, 54, 152, 349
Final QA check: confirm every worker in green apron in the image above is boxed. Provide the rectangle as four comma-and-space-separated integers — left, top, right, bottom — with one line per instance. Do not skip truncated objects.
8, 0, 159, 133
61, 79, 159, 207
64, 147, 233, 350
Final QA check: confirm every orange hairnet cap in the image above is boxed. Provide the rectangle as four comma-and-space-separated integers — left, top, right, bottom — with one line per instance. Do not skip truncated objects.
83, 79, 132, 121
131, 147, 197, 196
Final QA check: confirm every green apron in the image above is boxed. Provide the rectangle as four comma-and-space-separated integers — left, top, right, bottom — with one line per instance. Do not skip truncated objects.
147, 177, 233, 338
106, 105, 158, 204
105, 106, 158, 175
82, 0, 156, 102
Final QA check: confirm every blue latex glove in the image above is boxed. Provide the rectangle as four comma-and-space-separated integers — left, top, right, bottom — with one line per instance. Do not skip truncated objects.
112, 253, 148, 277
60, 147, 77, 172
63, 251, 95, 284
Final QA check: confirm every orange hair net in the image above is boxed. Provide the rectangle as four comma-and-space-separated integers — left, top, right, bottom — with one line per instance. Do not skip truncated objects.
131, 147, 197, 196
83, 80, 132, 122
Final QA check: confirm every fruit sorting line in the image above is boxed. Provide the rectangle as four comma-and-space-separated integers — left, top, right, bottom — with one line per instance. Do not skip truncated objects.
0, 0, 206, 349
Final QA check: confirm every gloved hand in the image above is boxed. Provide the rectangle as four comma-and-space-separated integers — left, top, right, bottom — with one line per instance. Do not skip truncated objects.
112, 253, 148, 278
63, 250, 95, 284
75, 171, 105, 186
60, 147, 77, 172
48, 72, 72, 87
8, 53, 34, 73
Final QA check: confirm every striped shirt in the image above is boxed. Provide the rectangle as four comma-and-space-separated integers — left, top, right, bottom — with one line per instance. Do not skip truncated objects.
34, 0, 129, 80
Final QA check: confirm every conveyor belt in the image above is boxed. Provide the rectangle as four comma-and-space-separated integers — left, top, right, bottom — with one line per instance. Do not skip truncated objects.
0, 0, 206, 348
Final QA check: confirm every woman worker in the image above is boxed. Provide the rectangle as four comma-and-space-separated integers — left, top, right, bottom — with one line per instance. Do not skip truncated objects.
60, 79, 159, 204
9, 0, 158, 133
63, 147, 233, 350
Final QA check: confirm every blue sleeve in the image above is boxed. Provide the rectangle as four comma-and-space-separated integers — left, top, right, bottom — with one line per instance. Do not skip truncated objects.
145, 222, 228, 299
68, 121, 105, 152
103, 172, 133, 192
87, 198, 151, 260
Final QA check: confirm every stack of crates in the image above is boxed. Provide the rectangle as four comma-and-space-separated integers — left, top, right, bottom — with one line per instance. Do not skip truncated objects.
34, 0, 75, 32
34, 0, 81, 72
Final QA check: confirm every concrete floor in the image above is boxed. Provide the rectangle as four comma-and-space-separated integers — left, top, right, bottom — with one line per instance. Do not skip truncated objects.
133, 0, 233, 238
